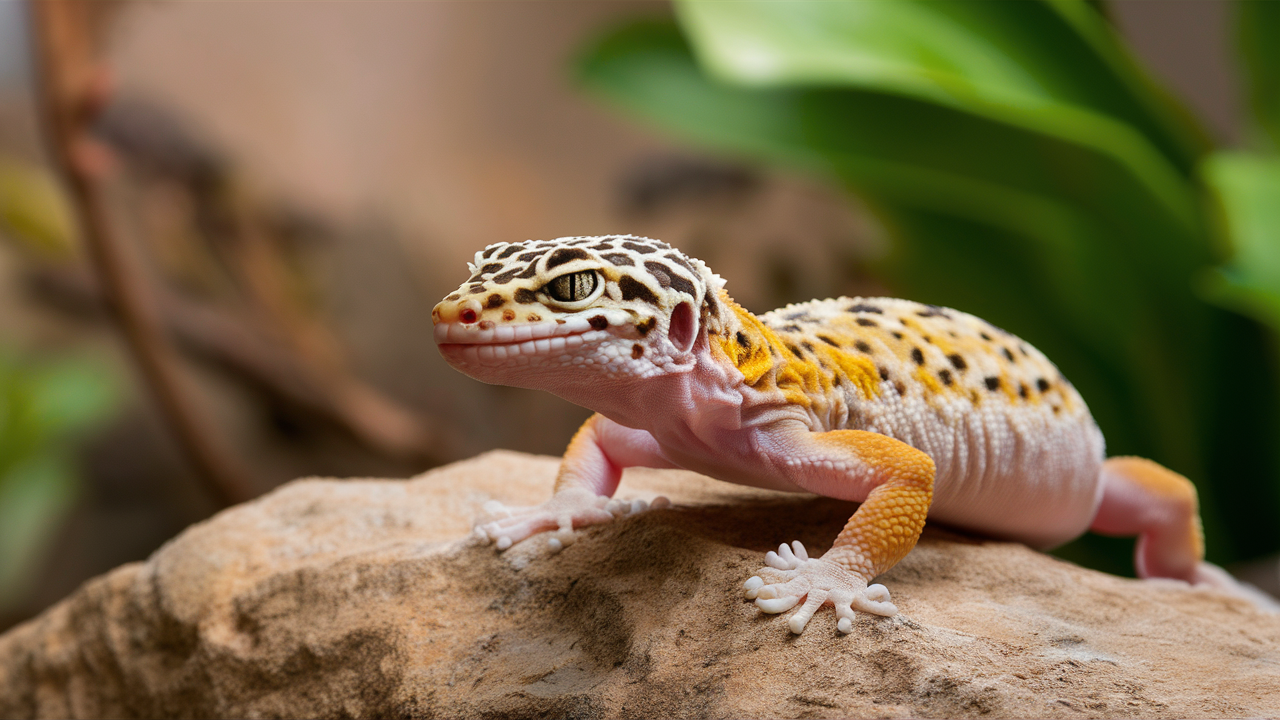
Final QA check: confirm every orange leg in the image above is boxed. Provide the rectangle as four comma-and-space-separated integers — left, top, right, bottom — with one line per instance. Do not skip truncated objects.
1090, 456, 1203, 582
745, 428, 935, 633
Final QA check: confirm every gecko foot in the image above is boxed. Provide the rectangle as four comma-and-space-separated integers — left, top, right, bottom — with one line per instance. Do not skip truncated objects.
743, 541, 897, 634
475, 487, 670, 551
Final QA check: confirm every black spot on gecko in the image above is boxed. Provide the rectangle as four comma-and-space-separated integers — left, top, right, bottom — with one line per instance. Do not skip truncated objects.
895, 381, 907, 395
590, 242, 615, 251
517, 252, 543, 262
491, 267, 522, 284
485, 294, 505, 309
980, 331, 993, 341
1020, 344, 1031, 357
892, 331, 904, 339
801, 341, 816, 353
704, 292, 718, 315
602, 253, 634, 267
636, 317, 656, 336
480, 263, 503, 274
468, 284, 486, 294
984, 376, 1001, 391
916, 305, 951, 319
818, 335, 840, 347
878, 366, 890, 381
939, 369, 953, 386
736, 331, 750, 348
644, 261, 674, 287
922, 336, 933, 344
513, 288, 538, 304
948, 353, 967, 371
664, 253, 696, 275
497, 245, 522, 259
1002, 347, 1016, 363
547, 248, 591, 269
911, 347, 924, 365
787, 344, 804, 359
854, 340, 872, 353
481, 245, 500, 259
1037, 378, 1051, 393
445, 293, 461, 301
622, 241, 657, 254
784, 310, 812, 322
619, 276, 660, 305
632, 344, 645, 359
856, 318, 878, 327
516, 263, 539, 279
847, 303, 883, 314
589, 315, 609, 331
665, 272, 697, 298
1019, 383, 1029, 399
781, 324, 802, 332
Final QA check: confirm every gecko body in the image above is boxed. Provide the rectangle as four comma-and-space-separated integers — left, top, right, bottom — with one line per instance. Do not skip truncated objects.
433, 235, 1215, 633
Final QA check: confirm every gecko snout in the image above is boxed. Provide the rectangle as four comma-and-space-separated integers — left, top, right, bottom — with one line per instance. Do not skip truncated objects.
432, 297, 484, 325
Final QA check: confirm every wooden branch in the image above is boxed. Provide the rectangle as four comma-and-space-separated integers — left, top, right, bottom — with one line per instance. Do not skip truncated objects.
31, 0, 254, 506
30, 265, 460, 464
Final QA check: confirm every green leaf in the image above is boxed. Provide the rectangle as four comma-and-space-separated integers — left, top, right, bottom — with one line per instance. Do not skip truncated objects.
28, 356, 121, 438
1237, 0, 1280, 151
0, 157, 76, 258
0, 454, 79, 610
1200, 153, 1280, 331
0, 352, 120, 612
676, 0, 1208, 179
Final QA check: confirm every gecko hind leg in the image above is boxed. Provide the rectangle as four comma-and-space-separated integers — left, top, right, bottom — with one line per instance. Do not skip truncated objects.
1089, 456, 1210, 584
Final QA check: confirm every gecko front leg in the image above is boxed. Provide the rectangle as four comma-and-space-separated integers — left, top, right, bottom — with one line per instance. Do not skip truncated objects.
476, 413, 674, 550
744, 426, 935, 633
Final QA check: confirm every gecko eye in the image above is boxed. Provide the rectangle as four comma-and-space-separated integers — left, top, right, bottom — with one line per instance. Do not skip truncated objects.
545, 270, 601, 305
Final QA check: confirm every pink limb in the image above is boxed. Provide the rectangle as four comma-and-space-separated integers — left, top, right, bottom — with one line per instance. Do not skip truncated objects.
1090, 456, 1205, 583
476, 413, 674, 550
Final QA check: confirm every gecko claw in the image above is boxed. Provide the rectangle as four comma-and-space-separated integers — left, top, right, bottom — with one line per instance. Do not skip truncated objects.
745, 540, 897, 633
475, 488, 669, 551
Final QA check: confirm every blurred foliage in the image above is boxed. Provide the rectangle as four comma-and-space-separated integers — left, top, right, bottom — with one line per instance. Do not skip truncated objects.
0, 353, 119, 611
0, 157, 76, 258
0, 153, 119, 612
1238, 0, 1280, 151
577, 0, 1280, 570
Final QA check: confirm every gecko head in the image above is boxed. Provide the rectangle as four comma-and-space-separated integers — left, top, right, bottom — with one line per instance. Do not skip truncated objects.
433, 235, 725, 394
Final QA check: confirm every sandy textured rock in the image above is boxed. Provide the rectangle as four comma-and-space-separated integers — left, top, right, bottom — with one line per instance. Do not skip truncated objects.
1, 450, 1278, 719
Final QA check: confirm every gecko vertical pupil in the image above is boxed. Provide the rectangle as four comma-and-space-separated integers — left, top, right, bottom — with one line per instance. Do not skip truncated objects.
547, 271, 598, 302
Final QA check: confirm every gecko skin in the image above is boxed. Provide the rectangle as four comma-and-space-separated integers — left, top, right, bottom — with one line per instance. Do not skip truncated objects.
432, 235, 1220, 634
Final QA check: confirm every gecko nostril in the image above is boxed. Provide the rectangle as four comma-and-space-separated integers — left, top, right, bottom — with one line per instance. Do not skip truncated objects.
460, 308, 478, 324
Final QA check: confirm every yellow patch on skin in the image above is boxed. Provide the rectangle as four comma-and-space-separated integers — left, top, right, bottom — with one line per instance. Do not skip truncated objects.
827, 351, 882, 400
914, 366, 945, 397
716, 297, 880, 405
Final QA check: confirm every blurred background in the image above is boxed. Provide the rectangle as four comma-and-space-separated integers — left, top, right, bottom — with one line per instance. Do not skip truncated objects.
1, 1, 1277, 632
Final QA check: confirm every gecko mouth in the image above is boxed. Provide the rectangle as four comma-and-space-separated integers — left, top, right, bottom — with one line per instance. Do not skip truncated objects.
434, 318, 600, 366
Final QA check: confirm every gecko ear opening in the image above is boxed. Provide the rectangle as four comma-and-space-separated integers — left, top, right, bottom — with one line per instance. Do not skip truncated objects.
669, 301, 696, 352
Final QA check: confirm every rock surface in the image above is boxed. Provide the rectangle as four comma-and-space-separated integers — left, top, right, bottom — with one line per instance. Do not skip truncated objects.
2, 450, 1278, 719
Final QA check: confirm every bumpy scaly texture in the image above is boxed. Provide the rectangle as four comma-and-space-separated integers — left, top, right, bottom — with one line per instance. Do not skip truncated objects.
434, 235, 1213, 634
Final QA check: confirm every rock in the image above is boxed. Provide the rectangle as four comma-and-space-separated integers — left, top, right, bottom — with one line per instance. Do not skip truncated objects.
2, 450, 1278, 719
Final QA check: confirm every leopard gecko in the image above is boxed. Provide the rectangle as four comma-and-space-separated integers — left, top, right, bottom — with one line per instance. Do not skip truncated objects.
432, 234, 1221, 634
